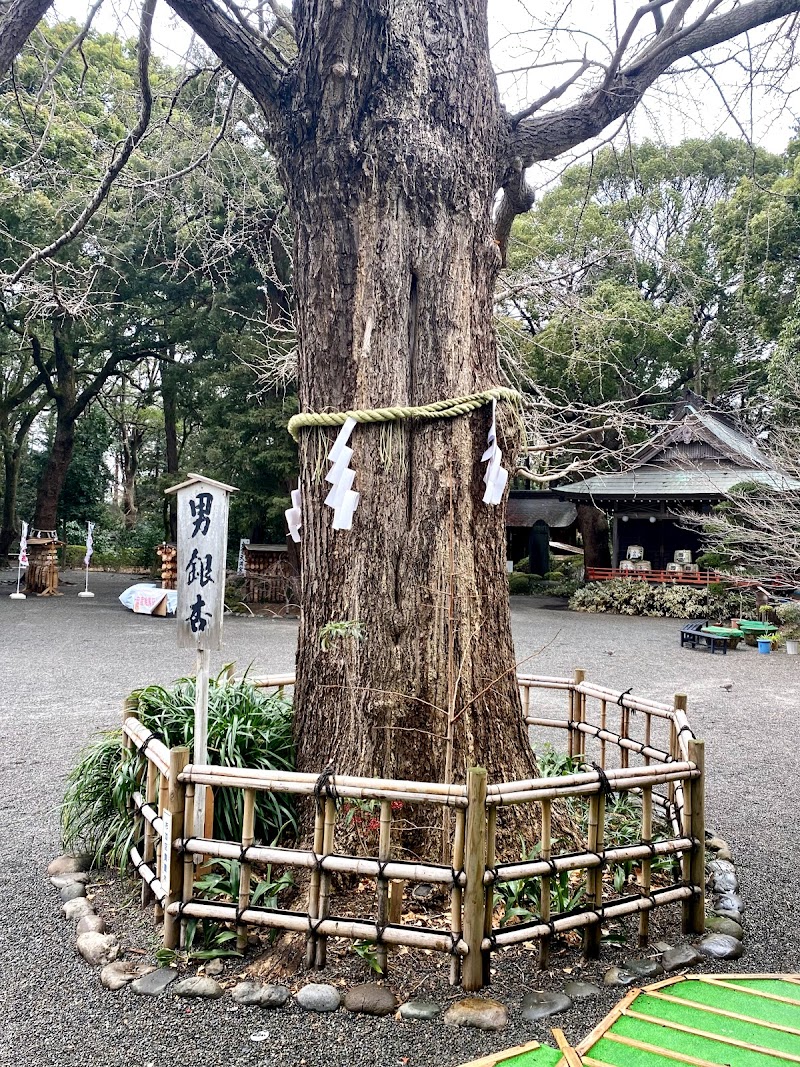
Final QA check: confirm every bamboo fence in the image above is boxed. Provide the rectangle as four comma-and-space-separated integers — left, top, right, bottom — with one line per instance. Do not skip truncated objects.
121, 670, 705, 990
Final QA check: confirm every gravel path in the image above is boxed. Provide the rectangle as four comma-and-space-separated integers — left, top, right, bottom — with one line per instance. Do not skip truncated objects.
1, 574, 799, 1067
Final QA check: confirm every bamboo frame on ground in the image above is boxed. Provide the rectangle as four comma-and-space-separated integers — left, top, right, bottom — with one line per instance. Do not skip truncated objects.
122, 669, 704, 989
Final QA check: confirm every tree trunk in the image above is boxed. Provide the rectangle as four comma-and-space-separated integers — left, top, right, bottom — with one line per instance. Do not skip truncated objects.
120, 424, 142, 528
289, 4, 537, 836
33, 416, 75, 531
576, 505, 611, 570
162, 358, 179, 540
0, 436, 22, 559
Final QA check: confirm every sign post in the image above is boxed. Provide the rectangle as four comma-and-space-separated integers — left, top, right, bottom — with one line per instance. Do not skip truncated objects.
9, 520, 28, 600
166, 473, 237, 841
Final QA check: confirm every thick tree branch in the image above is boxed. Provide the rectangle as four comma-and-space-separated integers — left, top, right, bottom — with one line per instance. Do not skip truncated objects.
164, 0, 289, 135
0, 0, 53, 79
510, 0, 800, 167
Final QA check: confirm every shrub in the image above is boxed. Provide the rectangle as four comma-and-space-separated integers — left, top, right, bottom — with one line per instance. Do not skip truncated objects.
61, 675, 296, 868
508, 571, 531, 594
515, 556, 530, 573
569, 579, 756, 619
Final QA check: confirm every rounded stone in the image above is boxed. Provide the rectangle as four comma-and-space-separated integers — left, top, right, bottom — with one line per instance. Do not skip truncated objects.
76, 914, 105, 935
398, 999, 440, 1021
563, 981, 601, 1000
603, 967, 638, 987
50, 872, 89, 888
713, 893, 745, 914
714, 844, 733, 862
63, 897, 95, 920
710, 871, 738, 895
231, 982, 290, 1009
697, 933, 744, 960
706, 836, 728, 853
47, 854, 91, 877
520, 990, 572, 1021
295, 983, 341, 1013
444, 997, 508, 1031
76, 932, 119, 967
100, 961, 155, 991
343, 983, 398, 1016
661, 944, 702, 971
173, 976, 224, 999
130, 968, 178, 996
707, 859, 735, 875
204, 958, 224, 977
705, 915, 744, 940
624, 958, 664, 979
60, 882, 86, 902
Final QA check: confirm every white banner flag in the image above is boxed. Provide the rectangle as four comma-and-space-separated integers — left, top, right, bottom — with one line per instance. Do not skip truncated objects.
84, 522, 95, 567
19, 521, 28, 568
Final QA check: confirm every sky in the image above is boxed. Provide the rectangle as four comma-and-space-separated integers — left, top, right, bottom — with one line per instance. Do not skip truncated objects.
51, 0, 800, 186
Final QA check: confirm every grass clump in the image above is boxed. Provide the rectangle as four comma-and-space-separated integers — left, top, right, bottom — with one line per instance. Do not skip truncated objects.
61, 674, 296, 868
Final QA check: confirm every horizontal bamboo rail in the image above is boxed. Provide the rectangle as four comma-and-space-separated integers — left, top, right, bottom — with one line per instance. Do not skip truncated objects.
175, 834, 467, 886
123, 667, 704, 990
486, 836, 695, 884
164, 898, 468, 955
483, 885, 698, 949
179, 763, 468, 807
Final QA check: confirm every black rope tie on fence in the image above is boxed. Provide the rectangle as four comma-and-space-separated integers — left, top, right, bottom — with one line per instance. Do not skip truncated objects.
314, 764, 338, 813
138, 731, 158, 760
450, 930, 464, 955
307, 916, 325, 939
678, 724, 695, 739
452, 866, 466, 889
239, 844, 254, 866
616, 687, 633, 707
591, 761, 614, 797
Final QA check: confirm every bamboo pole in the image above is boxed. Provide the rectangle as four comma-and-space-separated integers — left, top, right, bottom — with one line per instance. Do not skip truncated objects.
490, 836, 693, 884
644, 712, 652, 767
484, 884, 697, 948
450, 808, 465, 986
163, 745, 190, 949
164, 898, 468, 954
482, 804, 497, 987
600, 1031, 721, 1067
485, 759, 695, 799
130, 846, 166, 902
670, 694, 686, 804
141, 759, 158, 907
600, 699, 607, 768
620, 705, 630, 769
524, 717, 571, 730
123, 717, 170, 775
686, 738, 705, 934
305, 804, 325, 968
154, 767, 169, 922
315, 796, 337, 968
647, 989, 800, 1038
388, 880, 404, 924
462, 767, 488, 992
181, 781, 195, 948
236, 788, 257, 952
572, 669, 586, 757
489, 766, 696, 805
552, 1028, 583, 1067
638, 784, 652, 947
576, 987, 642, 1055
567, 682, 576, 758
583, 790, 605, 959
376, 798, 392, 977
538, 798, 552, 970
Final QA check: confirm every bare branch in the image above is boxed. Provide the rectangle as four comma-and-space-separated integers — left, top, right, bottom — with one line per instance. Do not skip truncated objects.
7, 0, 157, 287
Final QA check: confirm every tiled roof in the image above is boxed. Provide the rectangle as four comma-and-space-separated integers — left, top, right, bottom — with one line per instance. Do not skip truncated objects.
558, 465, 800, 500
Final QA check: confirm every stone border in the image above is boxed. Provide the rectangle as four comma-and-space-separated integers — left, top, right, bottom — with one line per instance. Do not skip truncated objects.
48, 835, 745, 1034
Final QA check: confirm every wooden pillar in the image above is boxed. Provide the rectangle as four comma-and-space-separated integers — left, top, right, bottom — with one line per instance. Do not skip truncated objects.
163, 745, 190, 949
462, 767, 487, 992
314, 797, 337, 969
376, 799, 392, 977
611, 514, 620, 569
572, 668, 586, 761
684, 739, 706, 935
538, 798, 552, 970
449, 808, 465, 986
638, 785, 653, 947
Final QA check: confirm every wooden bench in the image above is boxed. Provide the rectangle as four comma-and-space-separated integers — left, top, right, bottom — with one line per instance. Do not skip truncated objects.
680, 620, 728, 655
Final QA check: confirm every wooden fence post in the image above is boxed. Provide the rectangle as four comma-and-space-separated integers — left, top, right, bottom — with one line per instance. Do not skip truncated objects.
163, 745, 190, 949
684, 738, 706, 935
236, 788, 257, 951
462, 767, 487, 992
572, 669, 586, 759
583, 789, 605, 959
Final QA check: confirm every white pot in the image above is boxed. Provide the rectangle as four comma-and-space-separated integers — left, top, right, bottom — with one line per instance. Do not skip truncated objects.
787, 640, 799, 655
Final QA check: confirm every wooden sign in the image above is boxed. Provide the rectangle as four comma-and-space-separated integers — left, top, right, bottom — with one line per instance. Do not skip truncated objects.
166, 473, 237, 652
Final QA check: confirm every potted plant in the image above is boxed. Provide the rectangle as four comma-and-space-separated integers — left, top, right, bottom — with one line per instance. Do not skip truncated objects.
777, 602, 800, 655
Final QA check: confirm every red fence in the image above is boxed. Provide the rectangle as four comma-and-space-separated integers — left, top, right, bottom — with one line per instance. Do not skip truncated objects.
586, 567, 761, 587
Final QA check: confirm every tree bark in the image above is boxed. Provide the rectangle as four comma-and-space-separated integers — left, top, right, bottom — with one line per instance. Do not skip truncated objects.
576, 505, 611, 570
287, 3, 537, 827
0, 0, 53, 78
32, 322, 78, 532
161, 358, 180, 540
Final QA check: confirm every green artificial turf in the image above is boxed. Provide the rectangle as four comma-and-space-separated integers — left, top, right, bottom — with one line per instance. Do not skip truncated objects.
581, 977, 800, 1066
498, 1046, 565, 1067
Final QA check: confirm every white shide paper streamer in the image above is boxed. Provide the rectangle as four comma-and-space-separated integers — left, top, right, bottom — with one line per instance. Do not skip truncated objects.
325, 416, 360, 530
482, 399, 508, 506
285, 485, 302, 542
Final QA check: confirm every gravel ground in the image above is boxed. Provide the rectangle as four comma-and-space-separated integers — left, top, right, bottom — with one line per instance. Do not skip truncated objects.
1, 573, 799, 1067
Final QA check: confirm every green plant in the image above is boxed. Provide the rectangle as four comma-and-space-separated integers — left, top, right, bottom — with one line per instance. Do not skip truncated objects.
350, 939, 383, 974
319, 620, 365, 651
62, 674, 296, 868
508, 571, 531, 594
569, 579, 756, 619
777, 601, 800, 641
